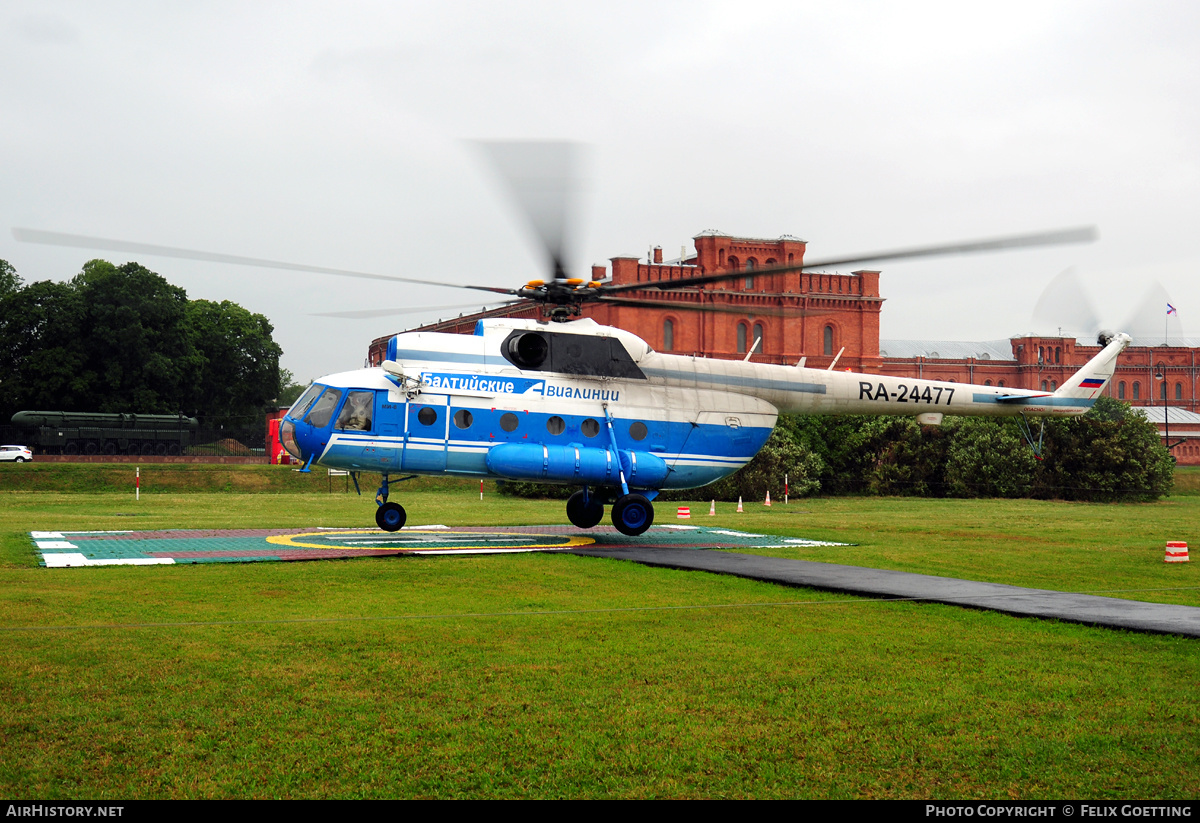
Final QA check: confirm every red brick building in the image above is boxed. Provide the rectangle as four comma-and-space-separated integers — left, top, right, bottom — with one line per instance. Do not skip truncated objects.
368, 230, 1200, 460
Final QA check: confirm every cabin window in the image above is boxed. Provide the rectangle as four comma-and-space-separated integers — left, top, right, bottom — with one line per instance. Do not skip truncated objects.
304, 388, 342, 428
753, 322, 765, 354
629, 421, 648, 441
417, 407, 438, 426
335, 390, 374, 431
1119, 381, 1126, 399
581, 419, 600, 438
546, 416, 566, 435
823, 325, 834, 356
453, 409, 473, 429
500, 413, 519, 432
663, 319, 674, 351
1133, 382, 1141, 400
737, 322, 748, 354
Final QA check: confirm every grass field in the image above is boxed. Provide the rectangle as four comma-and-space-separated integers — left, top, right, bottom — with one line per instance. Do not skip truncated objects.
0, 464, 1197, 798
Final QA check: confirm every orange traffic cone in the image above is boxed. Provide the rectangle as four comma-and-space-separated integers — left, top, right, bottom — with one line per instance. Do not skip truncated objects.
709, 499, 716, 516
1165, 542, 1190, 563
736, 496, 744, 513
764, 490, 772, 507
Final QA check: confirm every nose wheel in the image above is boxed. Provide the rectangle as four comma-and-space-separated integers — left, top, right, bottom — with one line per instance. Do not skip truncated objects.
376, 502, 407, 532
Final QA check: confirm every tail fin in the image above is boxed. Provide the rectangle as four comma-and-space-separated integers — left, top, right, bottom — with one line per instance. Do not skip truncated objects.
1054, 333, 1131, 399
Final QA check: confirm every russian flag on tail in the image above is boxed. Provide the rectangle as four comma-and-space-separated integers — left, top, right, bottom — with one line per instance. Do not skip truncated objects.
1080, 377, 1106, 389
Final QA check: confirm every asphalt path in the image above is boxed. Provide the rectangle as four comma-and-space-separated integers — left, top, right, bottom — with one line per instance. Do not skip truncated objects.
568, 547, 1200, 638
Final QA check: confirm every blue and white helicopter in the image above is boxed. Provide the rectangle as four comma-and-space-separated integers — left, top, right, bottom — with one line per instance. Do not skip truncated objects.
276, 308, 1127, 535
14, 144, 1127, 536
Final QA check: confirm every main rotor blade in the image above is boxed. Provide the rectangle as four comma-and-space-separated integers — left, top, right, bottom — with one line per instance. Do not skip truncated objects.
11, 228, 518, 296
595, 294, 829, 318
473, 140, 583, 281
601, 226, 1097, 295
312, 299, 526, 319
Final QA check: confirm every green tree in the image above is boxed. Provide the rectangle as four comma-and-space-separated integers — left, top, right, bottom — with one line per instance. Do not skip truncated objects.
701, 427, 824, 502
72, 260, 194, 413
183, 299, 283, 423
0, 259, 284, 427
1035, 396, 1174, 501
0, 259, 21, 297
944, 417, 1038, 498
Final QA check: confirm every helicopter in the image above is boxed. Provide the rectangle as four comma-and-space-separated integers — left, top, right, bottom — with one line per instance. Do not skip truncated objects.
12, 143, 1128, 536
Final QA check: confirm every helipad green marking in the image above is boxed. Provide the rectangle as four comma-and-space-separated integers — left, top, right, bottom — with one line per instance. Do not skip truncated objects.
32, 526, 851, 567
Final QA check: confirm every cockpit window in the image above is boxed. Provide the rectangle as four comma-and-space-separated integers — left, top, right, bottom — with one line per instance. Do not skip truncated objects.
288, 384, 324, 419
335, 390, 374, 431
304, 388, 343, 428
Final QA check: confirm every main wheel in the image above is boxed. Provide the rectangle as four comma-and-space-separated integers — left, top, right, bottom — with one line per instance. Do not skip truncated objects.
611, 493, 654, 536
375, 502, 407, 532
566, 490, 604, 529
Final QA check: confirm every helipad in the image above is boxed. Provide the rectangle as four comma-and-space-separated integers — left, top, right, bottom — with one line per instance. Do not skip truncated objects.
30, 526, 848, 567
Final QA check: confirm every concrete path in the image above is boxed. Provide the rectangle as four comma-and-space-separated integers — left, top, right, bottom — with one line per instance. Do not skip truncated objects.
568, 546, 1200, 638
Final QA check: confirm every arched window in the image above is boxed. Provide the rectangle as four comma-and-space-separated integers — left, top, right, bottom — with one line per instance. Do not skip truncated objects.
1055, 347, 1061, 364
985, 380, 992, 386
728, 255, 740, 272
998, 380, 1006, 388
1161, 381, 1168, 401
1051, 380, 1057, 391
753, 322, 765, 354
663, 318, 674, 351
1119, 381, 1126, 399
719, 249, 725, 267
1133, 382, 1141, 400
744, 258, 756, 290
1042, 381, 1049, 391
1177, 382, 1184, 401
737, 322, 748, 354
823, 325, 834, 356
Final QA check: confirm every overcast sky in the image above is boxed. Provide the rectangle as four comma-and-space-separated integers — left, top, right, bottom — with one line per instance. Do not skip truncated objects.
3, 1, 1198, 381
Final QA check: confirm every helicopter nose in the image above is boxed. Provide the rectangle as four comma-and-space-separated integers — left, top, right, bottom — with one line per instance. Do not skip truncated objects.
280, 417, 304, 461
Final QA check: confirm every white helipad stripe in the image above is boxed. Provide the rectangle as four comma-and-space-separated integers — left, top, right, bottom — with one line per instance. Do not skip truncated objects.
36, 541, 78, 549
43, 553, 175, 567
31, 531, 64, 539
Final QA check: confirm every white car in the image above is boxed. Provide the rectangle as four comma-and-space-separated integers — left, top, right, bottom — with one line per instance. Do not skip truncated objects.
0, 445, 33, 462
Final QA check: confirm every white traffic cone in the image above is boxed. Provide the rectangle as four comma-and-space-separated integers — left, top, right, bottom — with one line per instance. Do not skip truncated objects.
709, 499, 716, 516
764, 490, 772, 507
736, 496, 744, 513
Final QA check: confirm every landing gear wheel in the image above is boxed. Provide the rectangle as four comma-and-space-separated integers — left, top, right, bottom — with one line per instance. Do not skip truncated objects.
611, 493, 654, 536
376, 502, 407, 532
566, 490, 604, 529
